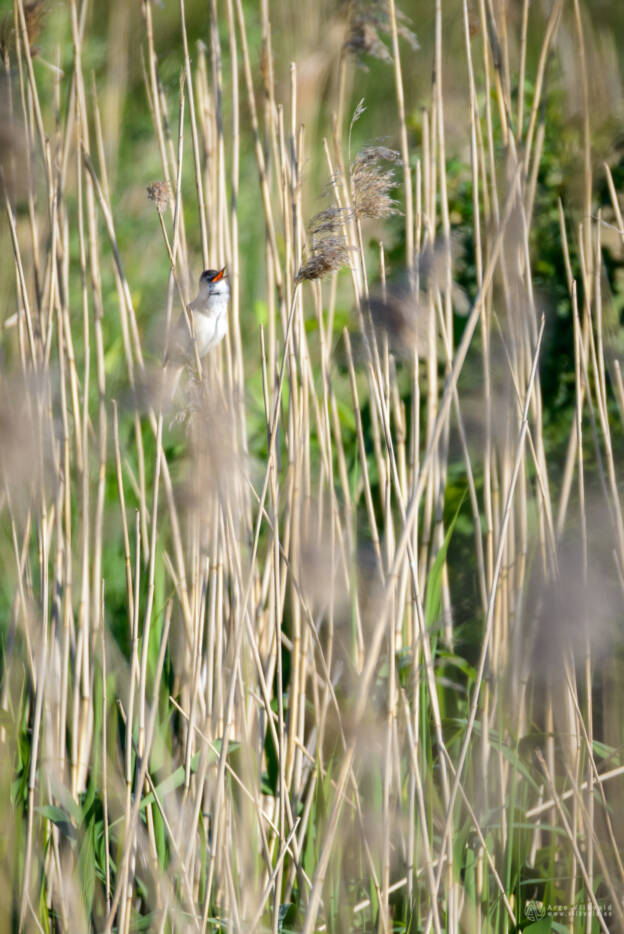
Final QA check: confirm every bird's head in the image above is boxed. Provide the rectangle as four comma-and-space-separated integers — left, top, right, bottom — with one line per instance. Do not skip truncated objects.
199, 267, 229, 299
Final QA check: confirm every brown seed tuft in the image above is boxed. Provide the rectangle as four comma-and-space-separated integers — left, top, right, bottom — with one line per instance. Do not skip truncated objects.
146, 180, 171, 214
364, 238, 468, 354
177, 379, 244, 522
343, 1, 418, 66
351, 145, 401, 220
297, 205, 353, 282
1, 1, 48, 62
296, 238, 353, 283
366, 285, 430, 356
0, 79, 28, 198
345, 15, 392, 64
24, 0, 47, 54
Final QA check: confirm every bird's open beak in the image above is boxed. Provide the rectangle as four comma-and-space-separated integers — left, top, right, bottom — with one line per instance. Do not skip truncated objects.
213, 267, 227, 281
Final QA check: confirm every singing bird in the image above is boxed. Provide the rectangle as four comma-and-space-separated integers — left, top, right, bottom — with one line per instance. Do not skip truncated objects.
163, 267, 230, 409
172, 267, 230, 360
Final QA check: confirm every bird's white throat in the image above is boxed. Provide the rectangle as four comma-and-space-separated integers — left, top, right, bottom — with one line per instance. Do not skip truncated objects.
192, 297, 229, 356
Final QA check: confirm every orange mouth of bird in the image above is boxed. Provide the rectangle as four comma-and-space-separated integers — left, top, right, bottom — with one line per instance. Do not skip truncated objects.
213, 267, 227, 282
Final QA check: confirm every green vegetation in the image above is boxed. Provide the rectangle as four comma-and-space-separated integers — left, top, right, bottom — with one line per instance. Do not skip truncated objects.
1, 0, 624, 931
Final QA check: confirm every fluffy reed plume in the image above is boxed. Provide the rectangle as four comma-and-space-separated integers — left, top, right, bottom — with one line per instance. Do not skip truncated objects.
298, 504, 349, 616
296, 204, 352, 282
344, 6, 392, 64
0, 80, 27, 198
124, 364, 172, 415
350, 144, 402, 219
365, 282, 429, 355
416, 236, 470, 313
1, 0, 47, 58
179, 379, 244, 515
366, 238, 468, 353
0, 18, 9, 65
0, 373, 55, 512
146, 180, 172, 214
342, 0, 418, 66
525, 534, 620, 678
24, 0, 47, 53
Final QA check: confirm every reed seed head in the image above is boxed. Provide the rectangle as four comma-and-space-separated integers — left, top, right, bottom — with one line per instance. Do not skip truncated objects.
24, 0, 47, 54
146, 180, 171, 214
0, 81, 27, 198
366, 284, 430, 356
343, 0, 418, 66
351, 145, 401, 220
1, 1, 47, 60
296, 205, 353, 282
345, 14, 392, 64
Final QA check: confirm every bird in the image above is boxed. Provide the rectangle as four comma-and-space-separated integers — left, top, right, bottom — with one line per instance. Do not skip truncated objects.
170, 267, 230, 362
163, 267, 230, 409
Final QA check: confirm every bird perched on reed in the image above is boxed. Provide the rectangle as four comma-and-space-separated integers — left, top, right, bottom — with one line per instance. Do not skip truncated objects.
163, 267, 230, 411
169, 267, 230, 361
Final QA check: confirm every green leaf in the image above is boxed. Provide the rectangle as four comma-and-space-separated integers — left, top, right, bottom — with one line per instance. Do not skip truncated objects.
463, 845, 476, 902
140, 742, 237, 811
37, 804, 71, 824
278, 903, 293, 931
153, 804, 167, 868
78, 816, 96, 916
524, 921, 551, 932
38, 864, 51, 933
103, 335, 124, 374
591, 739, 618, 760
139, 752, 201, 811
302, 792, 316, 881
53, 788, 84, 825
424, 490, 467, 628
335, 397, 356, 433
36, 805, 79, 841
263, 708, 280, 797
129, 912, 159, 931
82, 775, 97, 826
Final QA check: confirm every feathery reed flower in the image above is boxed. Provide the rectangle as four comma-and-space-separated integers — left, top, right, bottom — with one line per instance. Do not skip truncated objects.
350, 145, 401, 220
24, 0, 47, 54
344, 12, 392, 64
1, 1, 47, 59
365, 238, 468, 355
296, 205, 352, 282
0, 79, 27, 198
146, 180, 171, 214
177, 379, 244, 524
0, 373, 56, 513
343, 0, 418, 67
365, 283, 430, 356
